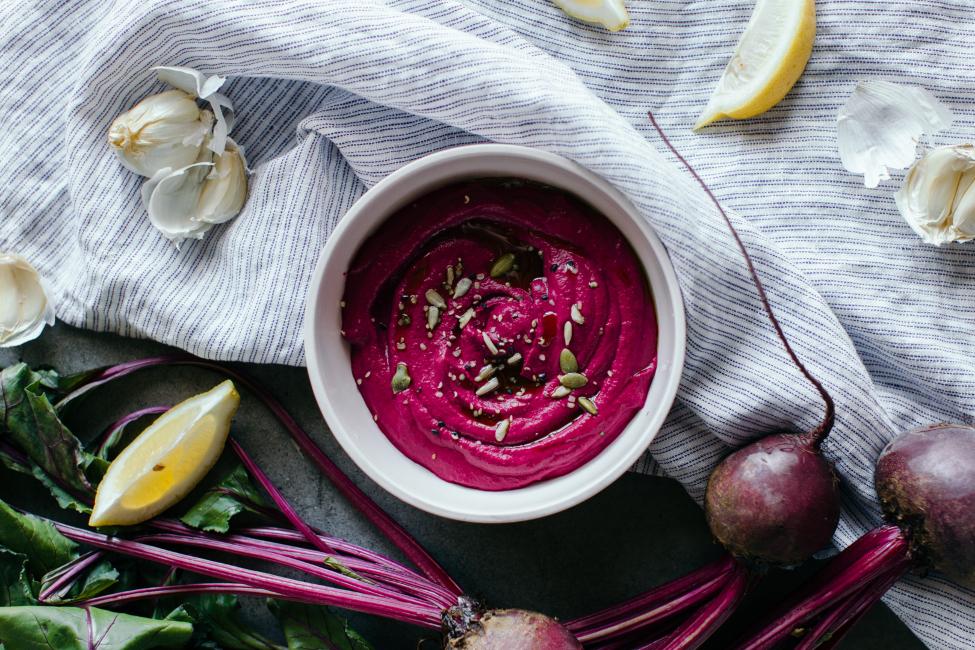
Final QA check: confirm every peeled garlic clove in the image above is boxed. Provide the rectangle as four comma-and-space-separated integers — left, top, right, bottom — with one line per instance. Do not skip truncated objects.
837, 81, 952, 188
895, 144, 975, 245
0, 253, 55, 347
194, 139, 248, 224
152, 66, 234, 154
109, 89, 214, 177
143, 162, 215, 246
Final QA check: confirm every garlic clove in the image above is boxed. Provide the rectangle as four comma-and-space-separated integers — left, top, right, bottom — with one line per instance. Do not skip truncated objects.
895, 144, 975, 245
152, 65, 234, 154
0, 253, 55, 347
194, 138, 248, 225
143, 162, 215, 247
837, 81, 952, 189
109, 89, 213, 177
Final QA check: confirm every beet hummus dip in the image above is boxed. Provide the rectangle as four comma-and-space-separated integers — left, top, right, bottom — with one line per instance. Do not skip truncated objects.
341, 180, 657, 490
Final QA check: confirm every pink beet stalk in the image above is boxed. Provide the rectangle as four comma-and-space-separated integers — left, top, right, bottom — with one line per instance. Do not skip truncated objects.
55, 354, 463, 597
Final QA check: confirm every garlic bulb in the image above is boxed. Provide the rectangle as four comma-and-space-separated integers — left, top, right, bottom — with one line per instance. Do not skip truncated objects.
0, 253, 55, 347
152, 66, 235, 155
837, 81, 952, 188
895, 145, 975, 245
108, 90, 214, 177
141, 139, 248, 246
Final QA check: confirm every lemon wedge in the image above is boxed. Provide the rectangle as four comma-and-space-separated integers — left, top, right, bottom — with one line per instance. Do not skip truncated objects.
695, 0, 815, 130
552, 0, 629, 31
89, 380, 240, 527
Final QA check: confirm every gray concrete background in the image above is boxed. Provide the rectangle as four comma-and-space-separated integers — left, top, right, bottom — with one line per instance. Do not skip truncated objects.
0, 324, 924, 649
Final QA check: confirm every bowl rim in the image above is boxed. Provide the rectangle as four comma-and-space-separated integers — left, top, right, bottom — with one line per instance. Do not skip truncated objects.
304, 143, 685, 523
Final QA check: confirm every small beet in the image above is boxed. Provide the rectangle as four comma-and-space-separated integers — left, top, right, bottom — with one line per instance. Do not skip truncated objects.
705, 433, 841, 566
875, 423, 975, 588
446, 609, 581, 649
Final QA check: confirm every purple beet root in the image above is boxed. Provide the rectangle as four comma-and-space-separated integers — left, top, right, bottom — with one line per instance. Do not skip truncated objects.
705, 433, 841, 566
876, 423, 975, 588
446, 609, 581, 649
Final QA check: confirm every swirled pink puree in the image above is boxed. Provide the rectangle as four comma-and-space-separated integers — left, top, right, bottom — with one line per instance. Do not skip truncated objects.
341, 180, 657, 490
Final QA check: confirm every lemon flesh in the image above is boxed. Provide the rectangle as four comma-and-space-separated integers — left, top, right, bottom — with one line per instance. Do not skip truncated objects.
552, 0, 629, 32
89, 380, 240, 527
695, 0, 815, 130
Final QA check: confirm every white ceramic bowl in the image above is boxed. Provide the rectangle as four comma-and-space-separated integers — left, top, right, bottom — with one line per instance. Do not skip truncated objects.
305, 144, 685, 523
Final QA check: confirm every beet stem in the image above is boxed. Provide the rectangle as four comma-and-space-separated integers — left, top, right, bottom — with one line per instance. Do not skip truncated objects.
568, 554, 735, 634
647, 113, 835, 446
82, 583, 282, 609
575, 567, 734, 643
733, 525, 910, 650
55, 355, 463, 596
229, 437, 338, 556
55, 520, 444, 629
38, 551, 104, 602
94, 406, 169, 459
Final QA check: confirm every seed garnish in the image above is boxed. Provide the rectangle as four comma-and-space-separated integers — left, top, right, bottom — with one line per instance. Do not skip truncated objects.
560, 372, 587, 388
490, 253, 515, 278
578, 396, 598, 415
475, 365, 497, 382
571, 303, 585, 325
551, 385, 572, 399
559, 349, 578, 373
425, 289, 447, 310
507, 352, 523, 366
482, 332, 499, 356
495, 418, 511, 442
391, 363, 411, 394
476, 377, 499, 396
458, 308, 475, 329
564, 321, 573, 346
453, 277, 472, 299
427, 306, 441, 330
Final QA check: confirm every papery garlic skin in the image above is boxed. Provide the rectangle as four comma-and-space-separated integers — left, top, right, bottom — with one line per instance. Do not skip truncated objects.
837, 81, 953, 188
109, 90, 214, 177
153, 66, 235, 155
0, 253, 55, 347
895, 145, 975, 245
195, 140, 248, 224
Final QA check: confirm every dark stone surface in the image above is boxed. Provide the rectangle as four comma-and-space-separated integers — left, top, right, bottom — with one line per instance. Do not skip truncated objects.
0, 324, 924, 649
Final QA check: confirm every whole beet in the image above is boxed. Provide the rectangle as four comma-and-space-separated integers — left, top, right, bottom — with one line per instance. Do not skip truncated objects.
875, 423, 975, 588
446, 609, 581, 649
704, 433, 841, 566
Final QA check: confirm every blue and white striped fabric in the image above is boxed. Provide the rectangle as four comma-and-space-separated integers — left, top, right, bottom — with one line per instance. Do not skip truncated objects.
1, 0, 973, 645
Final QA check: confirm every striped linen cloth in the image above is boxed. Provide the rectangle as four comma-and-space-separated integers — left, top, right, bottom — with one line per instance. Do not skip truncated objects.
1, 0, 973, 645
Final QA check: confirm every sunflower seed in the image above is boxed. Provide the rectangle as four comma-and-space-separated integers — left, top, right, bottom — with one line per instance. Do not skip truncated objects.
551, 385, 572, 399
560, 372, 587, 388
476, 377, 499, 396
571, 303, 585, 325
578, 396, 598, 415
453, 277, 472, 299
559, 348, 578, 373
490, 253, 515, 278
482, 331, 499, 356
458, 308, 475, 329
425, 289, 447, 310
427, 306, 441, 330
446, 266, 455, 288
391, 363, 411, 394
507, 352, 523, 366
475, 365, 497, 382
564, 321, 573, 346
495, 418, 511, 442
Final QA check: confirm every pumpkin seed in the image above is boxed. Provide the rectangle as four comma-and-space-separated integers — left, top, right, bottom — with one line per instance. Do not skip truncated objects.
559, 348, 578, 373
560, 372, 587, 389
453, 277, 472, 299
578, 396, 598, 415
391, 363, 411, 394
425, 289, 447, 310
490, 253, 515, 278
551, 385, 572, 399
